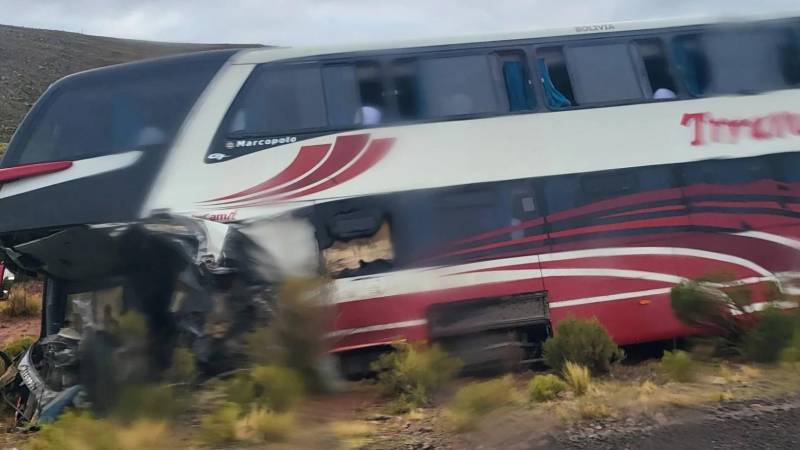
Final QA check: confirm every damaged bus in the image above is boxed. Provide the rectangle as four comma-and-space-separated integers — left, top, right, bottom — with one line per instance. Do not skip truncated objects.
2, 12, 800, 422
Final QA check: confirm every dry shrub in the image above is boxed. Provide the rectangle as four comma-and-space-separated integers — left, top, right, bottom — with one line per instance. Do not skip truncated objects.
528, 374, 567, 403
543, 316, 623, 374
113, 310, 148, 340
201, 402, 295, 446
226, 364, 304, 412
371, 342, 462, 413
245, 277, 331, 390
3, 336, 35, 358
445, 376, 515, 431
563, 361, 591, 396
27, 412, 174, 450
165, 346, 197, 383
112, 384, 185, 422
233, 407, 294, 443
328, 421, 374, 450
2, 283, 41, 318
200, 402, 242, 446
660, 350, 697, 382
0, 143, 6, 159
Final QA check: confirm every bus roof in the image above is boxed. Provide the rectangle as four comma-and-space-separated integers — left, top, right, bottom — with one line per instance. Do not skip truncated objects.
232, 10, 800, 65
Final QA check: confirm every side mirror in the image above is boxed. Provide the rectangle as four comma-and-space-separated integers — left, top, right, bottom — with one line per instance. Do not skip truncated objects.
0, 290, 7, 301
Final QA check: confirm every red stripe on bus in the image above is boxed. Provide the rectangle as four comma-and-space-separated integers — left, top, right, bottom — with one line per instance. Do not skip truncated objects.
205, 143, 331, 203
232, 133, 370, 204
0, 161, 73, 183
276, 138, 394, 201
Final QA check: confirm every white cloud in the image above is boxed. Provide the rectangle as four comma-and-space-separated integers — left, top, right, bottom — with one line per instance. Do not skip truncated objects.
0, 0, 797, 45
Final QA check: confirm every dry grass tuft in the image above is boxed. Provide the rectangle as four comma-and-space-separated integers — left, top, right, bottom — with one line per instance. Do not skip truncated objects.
233, 407, 294, 443
26, 412, 176, 450
328, 420, 375, 450
445, 376, 516, 432
563, 361, 591, 396
2, 283, 41, 318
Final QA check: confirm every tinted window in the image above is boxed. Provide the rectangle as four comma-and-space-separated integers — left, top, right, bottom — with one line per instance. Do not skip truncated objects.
674, 26, 800, 96
322, 65, 362, 128
776, 152, 800, 181
391, 59, 421, 120
417, 55, 505, 118
546, 166, 675, 213
565, 44, 648, 104
682, 158, 774, 185
5, 52, 230, 166
228, 65, 327, 135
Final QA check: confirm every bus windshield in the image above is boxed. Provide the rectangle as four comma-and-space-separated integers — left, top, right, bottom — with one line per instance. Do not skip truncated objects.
3, 51, 231, 167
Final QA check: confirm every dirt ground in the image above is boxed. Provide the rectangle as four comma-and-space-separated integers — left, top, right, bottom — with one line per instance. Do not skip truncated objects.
0, 316, 39, 347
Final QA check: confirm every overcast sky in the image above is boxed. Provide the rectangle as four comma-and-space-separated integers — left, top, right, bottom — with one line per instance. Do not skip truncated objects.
0, 0, 798, 46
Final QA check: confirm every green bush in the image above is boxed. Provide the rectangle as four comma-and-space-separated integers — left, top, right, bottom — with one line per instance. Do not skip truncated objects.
528, 374, 567, 402
3, 336, 35, 358
543, 316, 623, 373
670, 281, 748, 342
371, 342, 462, 413
446, 376, 515, 431
660, 350, 697, 382
226, 365, 305, 412
743, 308, 795, 363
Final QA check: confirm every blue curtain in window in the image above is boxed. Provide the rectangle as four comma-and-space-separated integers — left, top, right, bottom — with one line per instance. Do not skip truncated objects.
536, 58, 571, 108
502, 61, 531, 111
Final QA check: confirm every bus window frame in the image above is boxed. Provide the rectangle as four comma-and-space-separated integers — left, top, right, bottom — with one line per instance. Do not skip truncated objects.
209, 16, 800, 159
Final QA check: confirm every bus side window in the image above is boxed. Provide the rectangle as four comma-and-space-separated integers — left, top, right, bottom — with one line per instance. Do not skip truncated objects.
672, 34, 710, 97
682, 158, 773, 185
545, 166, 674, 214
390, 59, 421, 120
323, 61, 385, 127
634, 38, 678, 99
778, 27, 800, 86
227, 64, 328, 135
580, 170, 640, 204
536, 46, 575, 108
564, 43, 649, 105
495, 52, 536, 111
417, 54, 506, 118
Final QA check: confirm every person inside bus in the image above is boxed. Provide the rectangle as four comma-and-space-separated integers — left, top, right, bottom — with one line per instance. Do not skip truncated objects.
354, 105, 382, 126
653, 87, 677, 100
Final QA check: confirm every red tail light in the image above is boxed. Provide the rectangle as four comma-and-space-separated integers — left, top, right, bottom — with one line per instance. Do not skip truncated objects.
0, 161, 73, 183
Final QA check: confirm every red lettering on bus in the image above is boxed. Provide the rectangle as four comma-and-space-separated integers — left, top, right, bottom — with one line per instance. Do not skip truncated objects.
682, 112, 800, 146
680, 112, 708, 146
